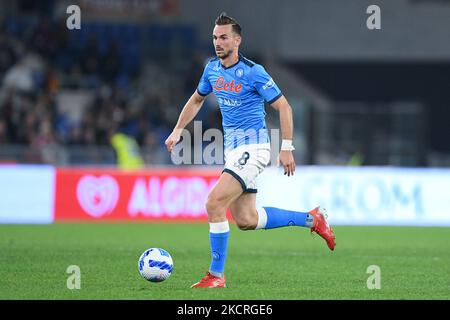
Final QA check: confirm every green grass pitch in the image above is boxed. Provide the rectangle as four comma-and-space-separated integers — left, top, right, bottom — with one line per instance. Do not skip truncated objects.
0, 223, 449, 300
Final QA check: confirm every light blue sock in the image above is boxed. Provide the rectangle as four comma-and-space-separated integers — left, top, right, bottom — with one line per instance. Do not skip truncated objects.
209, 221, 230, 278
257, 207, 314, 229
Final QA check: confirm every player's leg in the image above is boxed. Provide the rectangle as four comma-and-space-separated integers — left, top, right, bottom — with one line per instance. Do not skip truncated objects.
229, 192, 313, 230
229, 191, 336, 251
225, 143, 335, 250
224, 143, 317, 230
229, 192, 258, 230
191, 172, 242, 288
205, 171, 242, 277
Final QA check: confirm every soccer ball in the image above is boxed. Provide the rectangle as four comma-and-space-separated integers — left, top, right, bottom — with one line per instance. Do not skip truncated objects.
138, 248, 173, 282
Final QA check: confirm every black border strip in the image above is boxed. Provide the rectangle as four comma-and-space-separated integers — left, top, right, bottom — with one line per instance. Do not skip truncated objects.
0, 300, 432, 318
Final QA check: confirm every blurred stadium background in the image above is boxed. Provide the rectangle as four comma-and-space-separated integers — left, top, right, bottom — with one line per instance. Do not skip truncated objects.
1, 0, 450, 167
0, 0, 449, 300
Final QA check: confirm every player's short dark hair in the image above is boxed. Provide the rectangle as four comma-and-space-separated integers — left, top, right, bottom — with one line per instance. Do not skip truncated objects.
215, 12, 241, 36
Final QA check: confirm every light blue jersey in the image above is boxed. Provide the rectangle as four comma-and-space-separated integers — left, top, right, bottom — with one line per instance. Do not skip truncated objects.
197, 53, 282, 150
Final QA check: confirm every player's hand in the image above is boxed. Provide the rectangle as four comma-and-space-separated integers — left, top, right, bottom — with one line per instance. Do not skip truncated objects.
277, 150, 296, 176
165, 129, 182, 153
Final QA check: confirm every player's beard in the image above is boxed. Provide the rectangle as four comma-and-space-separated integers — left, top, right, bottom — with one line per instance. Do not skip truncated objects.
216, 48, 233, 60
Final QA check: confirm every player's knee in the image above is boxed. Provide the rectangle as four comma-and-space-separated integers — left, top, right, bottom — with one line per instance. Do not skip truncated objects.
205, 195, 225, 215
235, 215, 256, 231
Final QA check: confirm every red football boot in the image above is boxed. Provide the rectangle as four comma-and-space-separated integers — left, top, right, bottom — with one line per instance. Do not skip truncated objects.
191, 272, 226, 288
309, 206, 336, 251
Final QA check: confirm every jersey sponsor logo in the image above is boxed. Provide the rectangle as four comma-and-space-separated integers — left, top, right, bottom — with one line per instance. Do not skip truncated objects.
262, 79, 275, 90
218, 97, 242, 107
213, 76, 243, 93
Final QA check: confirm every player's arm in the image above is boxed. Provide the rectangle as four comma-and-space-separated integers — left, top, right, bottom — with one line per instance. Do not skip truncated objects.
165, 91, 206, 152
271, 95, 296, 176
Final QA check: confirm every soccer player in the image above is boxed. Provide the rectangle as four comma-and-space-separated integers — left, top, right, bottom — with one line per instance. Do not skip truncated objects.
165, 13, 336, 288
